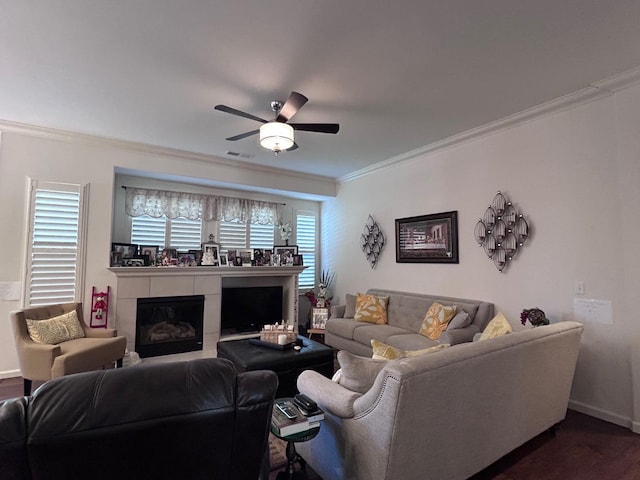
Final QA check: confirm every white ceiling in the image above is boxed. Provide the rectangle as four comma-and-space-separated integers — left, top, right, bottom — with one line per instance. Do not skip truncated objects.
2, 1, 640, 179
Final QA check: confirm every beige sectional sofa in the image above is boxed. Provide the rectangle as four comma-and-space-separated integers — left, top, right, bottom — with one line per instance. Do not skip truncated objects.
325, 288, 495, 356
297, 321, 584, 480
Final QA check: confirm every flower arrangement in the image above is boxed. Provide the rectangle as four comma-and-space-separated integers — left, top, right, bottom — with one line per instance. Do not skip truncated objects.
305, 270, 334, 308
520, 307, 550, 327
278, 223, 292, 242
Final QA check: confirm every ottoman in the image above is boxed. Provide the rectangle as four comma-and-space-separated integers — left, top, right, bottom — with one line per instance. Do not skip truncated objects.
217, 336, 334, 397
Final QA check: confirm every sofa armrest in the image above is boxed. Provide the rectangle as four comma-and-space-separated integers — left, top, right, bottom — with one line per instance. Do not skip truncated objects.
297, 370, 361, 418
330, 305, 346, 319
18, 343, 61, 379
84, 328, 118, 338
439, 325, 481, 345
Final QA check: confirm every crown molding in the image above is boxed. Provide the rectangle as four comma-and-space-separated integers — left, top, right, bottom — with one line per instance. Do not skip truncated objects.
0, 119, 335, 188
339, 66, 640, 184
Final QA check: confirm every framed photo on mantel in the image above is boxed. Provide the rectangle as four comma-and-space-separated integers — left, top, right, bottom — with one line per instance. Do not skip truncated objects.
395, 211, 459, 264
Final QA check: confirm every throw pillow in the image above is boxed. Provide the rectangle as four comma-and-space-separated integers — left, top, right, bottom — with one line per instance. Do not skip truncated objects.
335, 350, 388, 394
344, 293, 357, 318
478, 312, 513, 341
354, 293, 389, 324
371, 339, 449, 360
419, 302, 457, 340
446, 311, 471, 331
26, 310, 85, 345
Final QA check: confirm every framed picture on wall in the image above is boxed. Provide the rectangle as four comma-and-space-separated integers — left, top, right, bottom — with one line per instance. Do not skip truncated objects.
395, 211, 459, 263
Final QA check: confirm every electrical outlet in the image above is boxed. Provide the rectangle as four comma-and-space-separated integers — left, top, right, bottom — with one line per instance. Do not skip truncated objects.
575, 280, 585, 295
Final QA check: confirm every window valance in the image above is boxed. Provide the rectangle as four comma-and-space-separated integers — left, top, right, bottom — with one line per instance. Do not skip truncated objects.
124, 187, 280, 225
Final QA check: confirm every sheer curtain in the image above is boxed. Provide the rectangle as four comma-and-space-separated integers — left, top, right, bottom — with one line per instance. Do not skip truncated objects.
124, 187, 280, 224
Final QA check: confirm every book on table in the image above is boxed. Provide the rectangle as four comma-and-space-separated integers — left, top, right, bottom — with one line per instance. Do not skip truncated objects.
271, 401, 324, 437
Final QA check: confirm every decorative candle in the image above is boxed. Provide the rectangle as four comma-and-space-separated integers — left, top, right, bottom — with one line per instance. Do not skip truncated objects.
278, 334, 288, 345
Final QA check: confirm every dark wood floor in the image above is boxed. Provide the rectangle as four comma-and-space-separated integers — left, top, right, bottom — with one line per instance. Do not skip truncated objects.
3, 376, 639, 479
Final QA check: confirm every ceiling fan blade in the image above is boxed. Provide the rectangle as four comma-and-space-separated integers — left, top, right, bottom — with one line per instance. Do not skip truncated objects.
290, 123, 340, 134
287, 142, 299, 151
276, 91, 308, 122
214, 105, 268, 123
225, 129, 260, 141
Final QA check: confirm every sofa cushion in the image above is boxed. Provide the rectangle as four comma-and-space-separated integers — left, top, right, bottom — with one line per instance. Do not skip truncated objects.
334, 350, 388, 394
447, 311, 471, 330
326, 318, 369, 341
344, 294, 357, 318
353, 323, 409, 346
354, 293, 389, 324
382, 333, 439, 351
419, 302, 457, 340
26, 310, 85, 345
478, 312, 512, 340
371, 339, 449, 360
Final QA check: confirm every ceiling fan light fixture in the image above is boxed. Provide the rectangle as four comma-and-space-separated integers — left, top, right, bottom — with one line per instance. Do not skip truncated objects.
259, 121, 294, 153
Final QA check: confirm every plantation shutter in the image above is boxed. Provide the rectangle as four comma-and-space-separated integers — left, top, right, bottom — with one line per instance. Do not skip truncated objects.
296, 212, 317, 290
219, 221, 247, 251
169, 217, 202, 250
250, 223, 275, 249
131, 215, 166, 250
26, 181, 87, 306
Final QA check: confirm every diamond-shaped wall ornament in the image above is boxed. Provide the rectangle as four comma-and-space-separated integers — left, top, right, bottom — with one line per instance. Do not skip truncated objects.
474, 191, 529, 272
360, 214, 385, 269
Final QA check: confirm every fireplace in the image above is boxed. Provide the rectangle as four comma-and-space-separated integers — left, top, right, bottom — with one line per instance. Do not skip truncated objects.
135, 295, 204, 358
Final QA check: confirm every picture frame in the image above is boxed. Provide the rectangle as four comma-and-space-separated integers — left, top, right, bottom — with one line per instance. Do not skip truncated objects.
226, 249, 238, 266
233, 255, 243, 267
111, 242, 138, 258
219, 253, 228, 266
110, 250, 123, 267
273, 245, 298, 266
140, 245, 158, 265
252, 248, 267, 266
237, 248, 253, 267
395, 211, 459, 263
188, 249, 203, 266
160, 248, 178, 266
178, 252, 197, 266
292, 254, 304, 266
201, 242, 219, 266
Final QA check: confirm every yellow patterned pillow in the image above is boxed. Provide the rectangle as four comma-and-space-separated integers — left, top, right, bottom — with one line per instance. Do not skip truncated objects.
419, 302, 457, 340
371, 339, 449, 360
478, 312, 512, 341
354, 294, 389, 324
26, 310, 86, 345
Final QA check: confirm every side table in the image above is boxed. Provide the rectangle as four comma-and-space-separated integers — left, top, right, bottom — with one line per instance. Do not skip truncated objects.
306, 328, 326, 344
271, 399, 321, 480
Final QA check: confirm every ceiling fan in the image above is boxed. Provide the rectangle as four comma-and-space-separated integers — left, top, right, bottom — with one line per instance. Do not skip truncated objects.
214, 91, 340, 154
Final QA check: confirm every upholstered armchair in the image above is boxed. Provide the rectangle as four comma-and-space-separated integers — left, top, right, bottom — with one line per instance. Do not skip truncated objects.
10, 302, 127, 395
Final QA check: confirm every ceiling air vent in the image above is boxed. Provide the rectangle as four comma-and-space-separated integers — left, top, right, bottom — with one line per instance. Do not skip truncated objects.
226, 151, 255, 159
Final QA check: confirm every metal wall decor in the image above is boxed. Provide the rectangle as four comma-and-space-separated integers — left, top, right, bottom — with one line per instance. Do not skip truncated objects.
360, 215, 385, 268
474, 191, 529, 272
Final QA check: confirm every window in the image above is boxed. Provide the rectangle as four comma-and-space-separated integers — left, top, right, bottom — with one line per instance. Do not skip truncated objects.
218, 221, 275, 251
296, 212, 317, 290
25, 180, 87, 306
130, 215, 202, 251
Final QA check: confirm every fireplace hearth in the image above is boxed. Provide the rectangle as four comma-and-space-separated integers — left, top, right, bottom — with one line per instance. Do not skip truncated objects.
135, 295, 204, 358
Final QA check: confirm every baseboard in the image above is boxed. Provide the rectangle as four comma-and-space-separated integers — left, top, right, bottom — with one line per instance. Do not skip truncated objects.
568, 399, 633, 431
0, 369, 21, 380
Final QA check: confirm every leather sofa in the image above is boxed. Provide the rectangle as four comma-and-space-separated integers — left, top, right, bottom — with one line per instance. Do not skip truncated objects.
297, 321, 584, 480
326, 289, 494, 356
0, 358, 278, 480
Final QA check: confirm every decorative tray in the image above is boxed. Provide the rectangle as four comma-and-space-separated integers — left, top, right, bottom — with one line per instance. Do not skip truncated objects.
248, 338, 301, 350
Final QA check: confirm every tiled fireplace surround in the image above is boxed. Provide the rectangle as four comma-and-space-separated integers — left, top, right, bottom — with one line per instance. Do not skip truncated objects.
109, 266, 304, 355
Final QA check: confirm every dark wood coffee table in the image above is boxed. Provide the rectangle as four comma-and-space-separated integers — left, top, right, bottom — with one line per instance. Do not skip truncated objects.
216, 335, 334, 398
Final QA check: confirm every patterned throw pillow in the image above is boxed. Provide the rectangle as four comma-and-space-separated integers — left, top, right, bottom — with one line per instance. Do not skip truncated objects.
419, 302, 457, 340
371, 339, 449, 360
26, 310, 86, 345
354, 294, 389, 324
478, 312, 512, 341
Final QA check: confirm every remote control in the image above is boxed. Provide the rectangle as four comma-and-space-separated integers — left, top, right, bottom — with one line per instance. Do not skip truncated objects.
276, 401, 298, 420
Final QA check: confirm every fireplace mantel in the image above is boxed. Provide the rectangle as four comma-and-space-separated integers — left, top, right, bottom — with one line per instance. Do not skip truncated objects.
109, 266, 306, 355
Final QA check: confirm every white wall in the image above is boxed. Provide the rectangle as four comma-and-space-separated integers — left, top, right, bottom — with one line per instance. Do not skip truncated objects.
0, 128, 333, 377
321, 84, 640, 431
